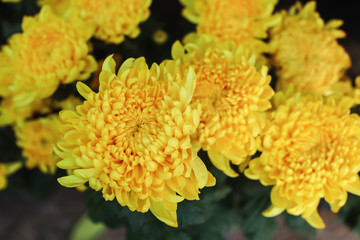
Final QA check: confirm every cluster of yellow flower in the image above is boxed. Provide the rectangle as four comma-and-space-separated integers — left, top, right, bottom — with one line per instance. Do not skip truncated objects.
0, 0, 151, 188
1, 0, 360, 230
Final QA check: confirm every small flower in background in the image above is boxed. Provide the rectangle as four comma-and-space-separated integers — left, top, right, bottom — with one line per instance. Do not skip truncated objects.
0, 6, 97, 126
0, 162, 22, 190
269, 1, 351, 95
180, 0, 280, 55
54, 55, 216, 227
40, 0, 152, 44
153, 29, 168, 44
171, 34, 274, 177
245, 88, 360, 229
14, 115, 63, 174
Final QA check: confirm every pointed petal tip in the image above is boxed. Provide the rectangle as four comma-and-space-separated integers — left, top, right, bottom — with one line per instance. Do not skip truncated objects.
58, 175, 87, 188
304, 210, 325, 229
262, 205, 285, 218
76, 82, 93, 100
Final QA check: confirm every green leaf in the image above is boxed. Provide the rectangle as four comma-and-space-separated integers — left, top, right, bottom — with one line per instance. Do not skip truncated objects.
284, 213, 316, 237
177, 200, 206, 227
239, 186, 278, 240
164, 230, 191, 240
84, 189, 125, 228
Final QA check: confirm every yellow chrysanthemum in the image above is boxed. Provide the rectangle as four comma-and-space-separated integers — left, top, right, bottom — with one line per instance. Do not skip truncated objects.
269, 1, 351, 95
54, 55, 216, 227
15, 115, 63, 174
0, 6, 96, 125
0, 162, 22, 190
171, 34, 274, 177
40, 0, 151, 44
245, 89, 360, 229
180, 0, 280, 53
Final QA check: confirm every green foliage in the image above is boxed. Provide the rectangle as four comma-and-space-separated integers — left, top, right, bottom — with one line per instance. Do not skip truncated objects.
284, 214, 316, 238
339, 193, 360, 235
84, 159, 241, 240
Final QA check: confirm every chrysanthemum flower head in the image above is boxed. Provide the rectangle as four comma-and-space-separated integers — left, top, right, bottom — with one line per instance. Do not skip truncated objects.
0, 162, 22, 190
0, 6, 96, 125
245, 88, 360, 229
269, 1, 351, 95
40, 0, 152, 44
54, 55, 216, 227
15, 115, 63, 174
180, 0, 280, 53
171, 34, 274, 177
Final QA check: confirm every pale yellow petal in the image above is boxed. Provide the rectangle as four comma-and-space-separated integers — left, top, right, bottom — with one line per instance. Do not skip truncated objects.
150, 198, 178, 227
58, 175, 87, 188
304, 210, 325, 229
262, 204, 285, 217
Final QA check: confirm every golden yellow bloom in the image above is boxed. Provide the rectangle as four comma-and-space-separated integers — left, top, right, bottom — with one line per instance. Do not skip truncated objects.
54, 55, 216, 227
270, 1, 351, 95
245, 89, 360, 229
0, 6, 96, 125
171, 34, 274, 177
180, 0, 280, 53
15, 115, 63, 174
40, 0, 152, 44
0, 162, 22, 190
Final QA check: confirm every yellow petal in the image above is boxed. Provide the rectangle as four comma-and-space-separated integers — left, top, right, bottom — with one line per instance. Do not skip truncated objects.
74, 168, 98, 179
262, 204, 285, 217
76, 82, 93, 100
184, 67, 196, 104
208, 149, 238, 177
58, 175, 87, 188
171, 41, 185, 60
206, 172, 216, 187
0, 177, 7, 190
270, 186, 287, 208
59, 110, 78, 123
102, 54, 116, 74
343, 180, 360, 196
304, 210, 325, 229
190, 156, 209, 188
4, 162, 22, 175
150, 198, 178, 227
